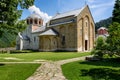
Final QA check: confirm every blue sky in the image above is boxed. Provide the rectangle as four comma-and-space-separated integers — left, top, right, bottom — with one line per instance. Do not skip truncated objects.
20, 0, 115, 23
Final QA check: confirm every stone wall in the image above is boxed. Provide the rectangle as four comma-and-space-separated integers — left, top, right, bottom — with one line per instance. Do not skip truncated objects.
52, 22, 77, 51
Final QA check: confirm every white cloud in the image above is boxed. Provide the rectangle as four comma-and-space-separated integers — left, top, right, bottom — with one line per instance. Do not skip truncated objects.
28, 5, 52, 25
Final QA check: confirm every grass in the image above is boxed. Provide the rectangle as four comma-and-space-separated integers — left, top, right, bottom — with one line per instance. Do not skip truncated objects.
0, 52, 90, 62
0, 63, 40, 80
62, 58, 120, 80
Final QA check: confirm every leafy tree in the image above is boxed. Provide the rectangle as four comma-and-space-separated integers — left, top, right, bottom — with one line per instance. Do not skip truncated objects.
112, 0, 120, 23
91, 37, 107, 58
0, 0, 34, 36
107, 22, 120, 56
15, 20, 27, 33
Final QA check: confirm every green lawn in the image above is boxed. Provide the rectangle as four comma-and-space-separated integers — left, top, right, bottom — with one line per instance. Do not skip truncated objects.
0, 52, 90, 62
62, 59, 120, 80
0, 63, 40, 80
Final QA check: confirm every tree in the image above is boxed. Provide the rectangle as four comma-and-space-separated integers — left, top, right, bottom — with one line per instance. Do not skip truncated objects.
107, 22, 120, 56
0, 0, 34, 36
91, 37, 107, 58
15, 20, 27, 33
112, 0, 120, 23
105, 0, 120, 56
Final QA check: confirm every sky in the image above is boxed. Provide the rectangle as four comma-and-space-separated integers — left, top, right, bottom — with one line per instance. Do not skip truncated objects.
19, 0, 115, 23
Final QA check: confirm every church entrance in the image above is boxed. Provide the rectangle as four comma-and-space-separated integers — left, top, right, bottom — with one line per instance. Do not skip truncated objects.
85, 40, 88, 50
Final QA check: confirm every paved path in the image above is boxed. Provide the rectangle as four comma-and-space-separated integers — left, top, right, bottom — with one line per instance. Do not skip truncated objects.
26, 55, 91, 80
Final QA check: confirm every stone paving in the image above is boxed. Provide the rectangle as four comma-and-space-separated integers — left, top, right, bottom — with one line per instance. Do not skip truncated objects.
26, 55, 91, 80
27, 62, 66, 80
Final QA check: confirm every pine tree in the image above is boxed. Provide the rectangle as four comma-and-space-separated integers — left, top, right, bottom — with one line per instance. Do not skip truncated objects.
106, 0, 120, 56
112, 0, 120, 23
107, 22, 120, 56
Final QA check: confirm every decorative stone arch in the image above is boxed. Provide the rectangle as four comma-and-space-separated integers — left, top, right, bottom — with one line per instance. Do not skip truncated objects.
34, 18, 38, 25
90, 23, 94, 50
43, 37, 51, 51
59, 26, 65, 48
84, 15, 90, 51
52, 37, 58, 50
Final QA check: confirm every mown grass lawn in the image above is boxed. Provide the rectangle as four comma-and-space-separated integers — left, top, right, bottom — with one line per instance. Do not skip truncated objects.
0, 52, 90, 62
62, 59, 120, 80
0, 63, 40, 80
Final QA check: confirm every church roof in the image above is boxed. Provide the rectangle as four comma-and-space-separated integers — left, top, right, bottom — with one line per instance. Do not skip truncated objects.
98, 27, 108, 30
39, 29, 57, 36
18, 32, 30, 40
32, 26, 46, 33
51, 6, 86, 20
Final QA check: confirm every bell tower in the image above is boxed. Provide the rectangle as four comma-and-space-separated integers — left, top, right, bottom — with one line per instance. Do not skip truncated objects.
26, 13, 43, 26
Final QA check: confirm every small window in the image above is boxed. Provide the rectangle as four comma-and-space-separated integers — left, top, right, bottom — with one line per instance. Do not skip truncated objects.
34, 37, 36, 42
86, 22, 88, 27
62, 35, 65, 45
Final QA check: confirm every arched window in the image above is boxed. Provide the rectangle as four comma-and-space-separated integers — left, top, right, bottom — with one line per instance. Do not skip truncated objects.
30, 19, 33, 24
27, 19, 29, 24
86, 21, 88, 27
34, 19, 38, 24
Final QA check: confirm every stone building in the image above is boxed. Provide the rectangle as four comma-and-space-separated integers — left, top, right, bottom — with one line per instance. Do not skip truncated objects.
16, 5, 95, 52
96, 27, 109, 39
97, 27, 108, 35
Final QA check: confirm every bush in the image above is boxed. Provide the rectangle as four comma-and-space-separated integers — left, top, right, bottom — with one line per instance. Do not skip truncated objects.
91, 37, 107, 58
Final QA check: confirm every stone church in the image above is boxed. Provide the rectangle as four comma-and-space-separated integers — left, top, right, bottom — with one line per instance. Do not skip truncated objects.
16, 5, 95, 52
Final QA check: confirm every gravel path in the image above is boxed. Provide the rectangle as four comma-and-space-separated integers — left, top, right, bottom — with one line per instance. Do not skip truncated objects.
26, 55, 91, 80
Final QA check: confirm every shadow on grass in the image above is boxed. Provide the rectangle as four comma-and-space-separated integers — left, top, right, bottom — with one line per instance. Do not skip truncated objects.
81, 68, 120, 80
79, 58, 120, 67
0, 64, 5, 66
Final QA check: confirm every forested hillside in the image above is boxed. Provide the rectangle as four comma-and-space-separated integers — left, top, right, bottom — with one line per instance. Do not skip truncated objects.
95, 17, 112, 31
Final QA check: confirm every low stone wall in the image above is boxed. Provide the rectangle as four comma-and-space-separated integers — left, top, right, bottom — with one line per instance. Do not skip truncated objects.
0, 47, 15, 52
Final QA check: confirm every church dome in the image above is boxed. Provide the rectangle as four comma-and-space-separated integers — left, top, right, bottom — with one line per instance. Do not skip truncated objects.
27, 13, 42, 19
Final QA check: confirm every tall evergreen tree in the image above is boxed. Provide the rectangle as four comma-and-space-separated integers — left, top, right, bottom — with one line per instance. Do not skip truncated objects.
107, 22, 120, 56
106, 0, 120, 56
0, 0, 34, 36
112, 0, 120, 23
